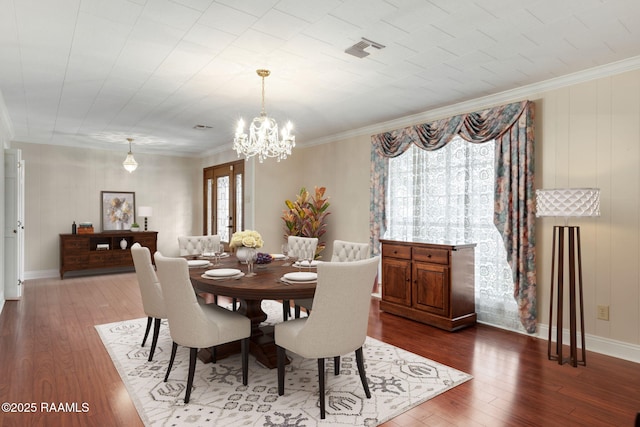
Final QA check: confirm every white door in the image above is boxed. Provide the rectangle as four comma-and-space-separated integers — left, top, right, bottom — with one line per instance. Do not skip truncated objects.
4, 148, 24, 299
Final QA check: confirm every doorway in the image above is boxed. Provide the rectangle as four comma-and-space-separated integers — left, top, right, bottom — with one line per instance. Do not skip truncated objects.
203, 160, 244, 243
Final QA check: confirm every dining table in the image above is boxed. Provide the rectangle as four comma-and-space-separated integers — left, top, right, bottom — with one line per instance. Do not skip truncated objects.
188, 253, 317, 369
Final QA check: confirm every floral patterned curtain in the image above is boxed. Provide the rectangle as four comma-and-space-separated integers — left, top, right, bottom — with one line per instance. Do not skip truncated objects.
370, 100, 536, 333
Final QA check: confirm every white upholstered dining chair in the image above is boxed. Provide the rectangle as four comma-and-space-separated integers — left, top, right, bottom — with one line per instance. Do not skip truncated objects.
154, 252, 251, 404
177, 235, 221, 256
275, 256, 380, 419
131, 243, 165, 361
294, 239, 370, 318
282, 236, 319, 320
177, 234, 236, 309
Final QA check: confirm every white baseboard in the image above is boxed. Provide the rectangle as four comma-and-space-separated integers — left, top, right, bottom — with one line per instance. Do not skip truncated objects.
25, 269, 59, 280
535, 323, 640, 364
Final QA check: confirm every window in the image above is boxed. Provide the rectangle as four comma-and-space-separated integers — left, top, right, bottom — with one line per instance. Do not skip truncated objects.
386, 137, 522, 331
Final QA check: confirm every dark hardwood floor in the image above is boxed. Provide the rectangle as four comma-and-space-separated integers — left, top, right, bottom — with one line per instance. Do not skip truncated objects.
1, 272, 638, 426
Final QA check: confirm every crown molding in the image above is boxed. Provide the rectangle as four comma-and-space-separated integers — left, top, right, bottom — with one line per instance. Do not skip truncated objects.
301, 55, 640, 147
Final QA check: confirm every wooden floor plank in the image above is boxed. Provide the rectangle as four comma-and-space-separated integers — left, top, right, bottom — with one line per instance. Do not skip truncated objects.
0, 272, 638, 426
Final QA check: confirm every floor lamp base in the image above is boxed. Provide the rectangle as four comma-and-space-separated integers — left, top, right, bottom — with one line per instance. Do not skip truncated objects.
547, 225, 586, 367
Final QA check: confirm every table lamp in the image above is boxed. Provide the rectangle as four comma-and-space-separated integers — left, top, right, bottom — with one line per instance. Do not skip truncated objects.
138, 206, 153, 231
536, 188, 600, 367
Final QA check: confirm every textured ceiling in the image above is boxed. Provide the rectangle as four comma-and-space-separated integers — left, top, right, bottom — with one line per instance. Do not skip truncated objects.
1, 0, 639, 157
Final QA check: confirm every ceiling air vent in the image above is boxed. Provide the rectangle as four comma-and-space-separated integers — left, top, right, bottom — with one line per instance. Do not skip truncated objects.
345, 37, 385, 58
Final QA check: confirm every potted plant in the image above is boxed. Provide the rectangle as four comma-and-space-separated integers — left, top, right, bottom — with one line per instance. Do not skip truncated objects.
130, 222, 140, 232
282, 186, 330, 258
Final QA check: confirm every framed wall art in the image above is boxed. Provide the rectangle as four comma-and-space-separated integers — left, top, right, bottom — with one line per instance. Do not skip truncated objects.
101, 191, 136, 231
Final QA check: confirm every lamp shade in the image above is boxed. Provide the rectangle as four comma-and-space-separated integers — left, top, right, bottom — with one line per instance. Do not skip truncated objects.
138, 206, 153, 217
535, 188, 600, 217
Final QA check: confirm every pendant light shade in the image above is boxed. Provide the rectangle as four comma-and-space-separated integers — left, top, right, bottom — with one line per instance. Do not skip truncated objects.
123, 138, 138, 173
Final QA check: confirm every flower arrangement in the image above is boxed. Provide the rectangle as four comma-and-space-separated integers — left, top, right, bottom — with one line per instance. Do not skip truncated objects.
106, 197, 132, 224
229, 230, 264, 249
282, 186, 330, 257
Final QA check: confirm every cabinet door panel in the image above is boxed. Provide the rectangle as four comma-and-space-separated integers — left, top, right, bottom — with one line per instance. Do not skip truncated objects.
381, 258, 411, 306
413, 262, 450, 316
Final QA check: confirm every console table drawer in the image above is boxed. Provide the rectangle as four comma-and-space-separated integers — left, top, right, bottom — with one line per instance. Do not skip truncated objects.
382, 244, 411, 259
413, 247, 449, 264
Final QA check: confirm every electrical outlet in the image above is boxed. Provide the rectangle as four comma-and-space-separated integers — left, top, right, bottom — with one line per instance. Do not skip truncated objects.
597, 305, 609, 321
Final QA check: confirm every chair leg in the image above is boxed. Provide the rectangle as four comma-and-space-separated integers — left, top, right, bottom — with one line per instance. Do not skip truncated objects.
141, 316, 152, 347
277, 346, 286, 395
282, 300, 289, 320
318, 358, 326, 419
214, 294, 219, 305
355, 347, 371, 399
148, 318, 161, 361
232, 298, 238, 311
164, 342, 178, 382
294, 305, 301, 319
334, 356, 340, 375
185, 347, 198, 404
241, 338, 249, 385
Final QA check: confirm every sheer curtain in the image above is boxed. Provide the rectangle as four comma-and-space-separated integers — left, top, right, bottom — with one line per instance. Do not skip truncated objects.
387, 138, 522, 331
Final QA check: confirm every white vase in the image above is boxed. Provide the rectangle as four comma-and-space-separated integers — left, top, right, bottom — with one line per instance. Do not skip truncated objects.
235, 246, 253, 263
120, 238, 128, 250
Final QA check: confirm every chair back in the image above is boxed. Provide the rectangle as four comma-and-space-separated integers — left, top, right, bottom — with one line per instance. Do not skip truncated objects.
287, 236, 318, 258
294, 256, 379, 358
178, 235, 221, 256
131, 243, 165, 319
330, 240, 370, 262
154, 252, 222, 348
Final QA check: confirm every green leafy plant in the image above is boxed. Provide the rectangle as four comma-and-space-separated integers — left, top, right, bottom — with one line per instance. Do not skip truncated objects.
282, 186, 330, 257
131, 222, 140, 228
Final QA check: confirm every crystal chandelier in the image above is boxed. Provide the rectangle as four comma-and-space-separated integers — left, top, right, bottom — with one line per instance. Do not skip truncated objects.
122, 138, 138, 173
233, 69, 295, 162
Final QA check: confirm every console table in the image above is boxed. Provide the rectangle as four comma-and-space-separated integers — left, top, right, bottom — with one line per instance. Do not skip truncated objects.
379, 239, 476, 331
59, 231, 158, 279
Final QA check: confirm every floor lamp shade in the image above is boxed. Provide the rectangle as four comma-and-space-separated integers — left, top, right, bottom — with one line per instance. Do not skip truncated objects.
536, 188, 600, 367
535, 188, 600, 218
138, 206, 153, 231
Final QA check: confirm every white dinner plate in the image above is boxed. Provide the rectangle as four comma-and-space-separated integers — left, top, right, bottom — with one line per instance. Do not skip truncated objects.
294, 260, 322, 267
187, 260, 210, 268
283, 272, 317, 282
201, 272, 244, 280
205, 268, 242, 277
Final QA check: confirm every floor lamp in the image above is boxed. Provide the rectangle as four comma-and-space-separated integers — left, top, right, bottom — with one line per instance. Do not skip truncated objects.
536, 188, 600, 367
138, 206, 153, 231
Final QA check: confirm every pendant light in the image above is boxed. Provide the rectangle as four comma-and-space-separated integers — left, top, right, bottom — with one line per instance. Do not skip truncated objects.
123, 138, 138, 173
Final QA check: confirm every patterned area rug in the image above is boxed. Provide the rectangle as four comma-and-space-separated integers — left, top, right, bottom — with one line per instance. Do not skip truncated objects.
95, 301, 471, 426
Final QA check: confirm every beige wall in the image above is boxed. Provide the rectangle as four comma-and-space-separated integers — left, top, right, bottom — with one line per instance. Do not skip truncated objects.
16, 142, 201, 275
8, 67, 640, 355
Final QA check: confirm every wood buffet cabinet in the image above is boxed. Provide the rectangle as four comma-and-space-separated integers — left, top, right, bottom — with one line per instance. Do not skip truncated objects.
59, 231, 158, 279
379, 239, 476, 331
